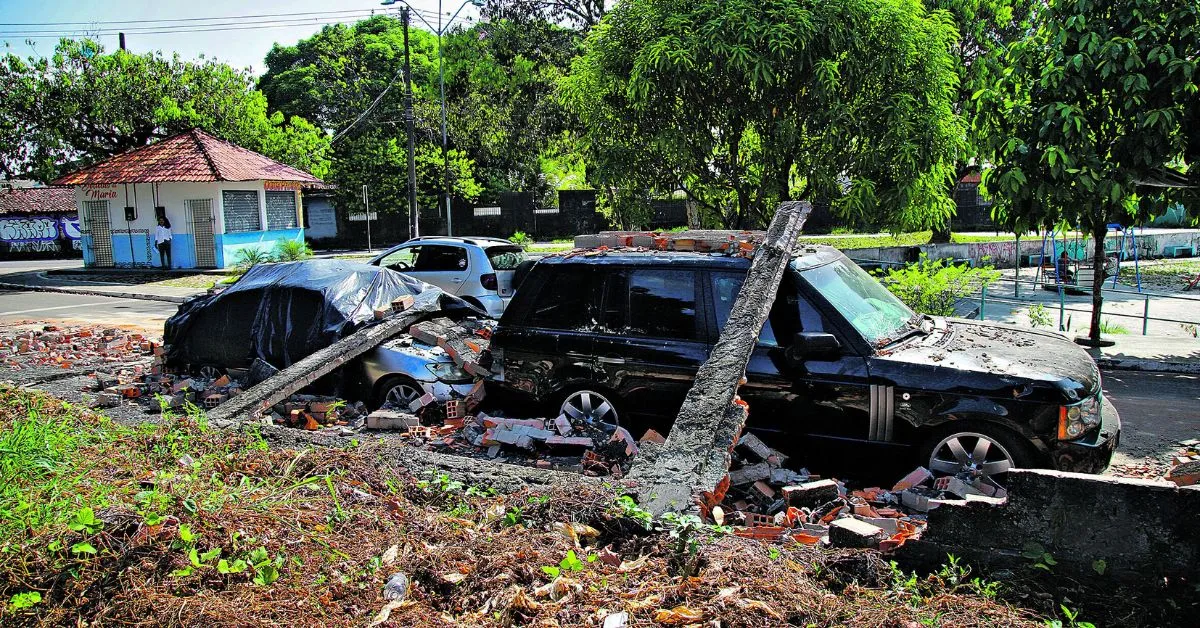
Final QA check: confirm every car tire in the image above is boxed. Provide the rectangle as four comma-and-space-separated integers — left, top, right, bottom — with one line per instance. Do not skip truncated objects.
553, 386, 626, 430
917, 421, 1039, 488
374, 375, 424, 410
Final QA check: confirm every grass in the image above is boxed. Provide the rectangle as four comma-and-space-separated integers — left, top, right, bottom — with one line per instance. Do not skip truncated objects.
0, 385, 1077, 627
1100, 319, 1130, 335
798, 230, 1014, 250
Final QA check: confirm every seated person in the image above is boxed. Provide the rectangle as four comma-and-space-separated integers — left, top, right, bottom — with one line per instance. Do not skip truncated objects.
1055, 251, 1075, 283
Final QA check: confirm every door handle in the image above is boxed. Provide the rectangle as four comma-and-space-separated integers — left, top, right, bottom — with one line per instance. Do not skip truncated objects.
451, 278, 463, 283
597, 356, 625, 365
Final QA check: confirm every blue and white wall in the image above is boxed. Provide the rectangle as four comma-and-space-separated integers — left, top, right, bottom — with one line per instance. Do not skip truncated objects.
73, 181, 304, 269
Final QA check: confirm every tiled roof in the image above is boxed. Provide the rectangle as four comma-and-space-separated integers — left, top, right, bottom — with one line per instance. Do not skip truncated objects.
0, 186, 76, 215
53, 129, 324, 186
959, 172, 983, 184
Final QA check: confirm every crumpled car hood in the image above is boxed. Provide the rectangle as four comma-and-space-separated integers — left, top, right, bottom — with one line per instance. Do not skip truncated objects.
876, 318, 1099, 403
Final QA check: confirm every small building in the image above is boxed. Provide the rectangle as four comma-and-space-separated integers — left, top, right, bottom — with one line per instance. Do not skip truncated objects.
0, 185, 81, 257
53, 129, 324, 269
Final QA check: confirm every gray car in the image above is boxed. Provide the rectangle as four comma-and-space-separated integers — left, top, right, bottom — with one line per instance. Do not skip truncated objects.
347, 336, 476, 409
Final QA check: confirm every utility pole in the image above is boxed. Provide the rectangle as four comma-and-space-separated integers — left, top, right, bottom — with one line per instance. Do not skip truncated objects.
402, 7, 420, 239
362, 184, 373, 252
437, 1, 453, 236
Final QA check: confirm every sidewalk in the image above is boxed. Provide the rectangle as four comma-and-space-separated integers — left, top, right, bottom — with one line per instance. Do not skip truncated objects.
0, 266, 210, 303
1086, 335, 1200, 374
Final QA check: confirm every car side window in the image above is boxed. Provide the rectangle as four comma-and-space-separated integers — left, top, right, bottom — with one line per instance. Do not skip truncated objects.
711, 272, 778, 346
526, 266, 594, 330
413, 245, 468, 271
380, 246, 419, 270
626, 269, 699, 340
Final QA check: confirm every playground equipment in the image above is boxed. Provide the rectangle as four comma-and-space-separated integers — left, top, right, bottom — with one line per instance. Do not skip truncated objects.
1035, 226, 1081, 292
1105, 223, 1143, 292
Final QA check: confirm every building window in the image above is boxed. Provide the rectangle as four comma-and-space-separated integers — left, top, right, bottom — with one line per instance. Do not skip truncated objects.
265, 191, 298, 230
222, 190, 261, 233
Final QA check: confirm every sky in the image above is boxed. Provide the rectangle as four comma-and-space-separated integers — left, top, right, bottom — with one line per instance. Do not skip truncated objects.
0, 0, 482, 74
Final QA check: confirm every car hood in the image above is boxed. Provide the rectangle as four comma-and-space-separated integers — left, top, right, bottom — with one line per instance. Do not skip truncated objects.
875, 318, 1099, 403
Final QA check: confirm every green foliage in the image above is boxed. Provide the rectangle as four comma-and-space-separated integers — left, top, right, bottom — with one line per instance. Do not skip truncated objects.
1022, 541, 1057, 571
561, 0, 965, 229
1028, 303, 1053, 328
232, 247, 273, 271
508, 231, 533, 249
0, 39, 328, 182
272, 239, 313, 262
613, 494, 653, 530
542, 549, 586, 579
1099, 320, 1129, 335
8, 591, 42, 611
878, 255, 1000, 316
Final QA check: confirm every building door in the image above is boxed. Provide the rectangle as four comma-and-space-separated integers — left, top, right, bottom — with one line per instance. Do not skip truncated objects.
82, 200, 113, 267
186, 199, 217, 268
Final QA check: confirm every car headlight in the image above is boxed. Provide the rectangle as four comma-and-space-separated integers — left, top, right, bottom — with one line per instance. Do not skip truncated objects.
1059, 394, 1101, 440
425, 361, 472, 383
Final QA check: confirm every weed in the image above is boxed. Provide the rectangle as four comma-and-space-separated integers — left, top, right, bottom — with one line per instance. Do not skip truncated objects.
508, 231, 533, 249
233, 246, 272, 270
503, 506, 524, 527
614, 494, 653, 530
1045, 604, 1096, 628
1099, 320, 1129, 335
273, 239, 313, 262
1181, 323, 1198, 338
8, 591, 42, 610
1022, 542, 1058, 571
1028, 303, 1053, 328
661, 512, 704, 578
542, 549, 585, 578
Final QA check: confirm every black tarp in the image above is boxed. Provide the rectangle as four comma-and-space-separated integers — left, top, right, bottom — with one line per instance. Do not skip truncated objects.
164, 260, 472, 370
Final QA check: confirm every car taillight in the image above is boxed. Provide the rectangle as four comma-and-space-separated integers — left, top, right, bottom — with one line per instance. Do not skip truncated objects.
480, 273, 498, 291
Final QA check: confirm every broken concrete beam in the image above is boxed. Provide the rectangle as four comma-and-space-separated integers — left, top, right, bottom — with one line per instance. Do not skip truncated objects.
783, 479, 840, 508
728, 462, 772, 485
625, 202, 811, 517
829, 517, 886, 548
205, 306, 435, 426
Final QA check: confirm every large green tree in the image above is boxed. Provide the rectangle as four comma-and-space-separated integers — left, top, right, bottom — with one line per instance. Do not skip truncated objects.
561, 0, 965, 229
0, 39, 328, 183
977, 0, 1199, 343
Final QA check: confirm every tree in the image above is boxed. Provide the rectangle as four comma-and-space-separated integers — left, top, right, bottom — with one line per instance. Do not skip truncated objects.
976, 0, 1199, 343
260, 16, 481, 219
481, 0, 610, 30
560, 0, 965, 230
0, 39, 328, 182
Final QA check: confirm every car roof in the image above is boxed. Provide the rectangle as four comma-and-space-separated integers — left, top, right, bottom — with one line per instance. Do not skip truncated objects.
401, 236, 518, 248
534, 244, 844, 271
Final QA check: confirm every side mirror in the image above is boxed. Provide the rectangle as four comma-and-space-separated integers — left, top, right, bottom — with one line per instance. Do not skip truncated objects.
787, 332, 841, 364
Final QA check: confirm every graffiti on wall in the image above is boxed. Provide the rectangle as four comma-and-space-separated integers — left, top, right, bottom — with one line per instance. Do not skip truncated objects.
0, 216, 82, 252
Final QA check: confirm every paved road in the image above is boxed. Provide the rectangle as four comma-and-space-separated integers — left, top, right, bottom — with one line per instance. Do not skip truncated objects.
0, 290, 179, 332
1103, 369, 1200, 467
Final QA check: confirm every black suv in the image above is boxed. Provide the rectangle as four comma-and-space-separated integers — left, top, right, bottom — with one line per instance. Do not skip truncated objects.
491, 246, 1120, 481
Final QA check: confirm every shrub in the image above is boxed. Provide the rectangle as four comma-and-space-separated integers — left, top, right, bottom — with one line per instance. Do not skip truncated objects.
273, 239, 313, 262
232, 247, 272, 271
877, 255, 1000, 317
1028, 304, 1053, 329
508, 231, 533, 250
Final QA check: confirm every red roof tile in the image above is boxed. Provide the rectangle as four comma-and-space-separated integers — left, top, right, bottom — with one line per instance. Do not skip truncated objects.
959, 172, 982, 184
0, 186, 76, 215
53, 129, 324, 186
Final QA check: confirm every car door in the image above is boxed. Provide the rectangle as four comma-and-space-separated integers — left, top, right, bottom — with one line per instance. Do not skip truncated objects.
493, 264, 598, 403
711, 271, 873, 452
401, 244, 470, 294
590, 266, 709, 430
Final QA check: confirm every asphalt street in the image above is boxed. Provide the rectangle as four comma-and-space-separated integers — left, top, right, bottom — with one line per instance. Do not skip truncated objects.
0, 289, 179, 331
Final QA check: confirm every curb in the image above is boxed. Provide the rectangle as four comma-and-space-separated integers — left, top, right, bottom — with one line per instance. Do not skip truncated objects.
0, 281, 189, 304
1093, 356, 1200, 374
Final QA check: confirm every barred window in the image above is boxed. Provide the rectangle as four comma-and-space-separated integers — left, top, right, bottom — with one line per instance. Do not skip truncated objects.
265, 191, 298, 230
222, 190, 261, 233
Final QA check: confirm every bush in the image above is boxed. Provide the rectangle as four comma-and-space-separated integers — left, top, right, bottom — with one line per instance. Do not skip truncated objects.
273, 239, 313, 262
509, 231, 533, 250
877, 255, 1000, 317
232, 247, 272, 271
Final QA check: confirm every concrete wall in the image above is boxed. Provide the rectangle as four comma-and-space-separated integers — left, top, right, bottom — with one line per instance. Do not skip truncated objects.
847, 229, 1200, 269
74, 181, 304, 269
0, 214, 81, 256
898, 469, 1200, 585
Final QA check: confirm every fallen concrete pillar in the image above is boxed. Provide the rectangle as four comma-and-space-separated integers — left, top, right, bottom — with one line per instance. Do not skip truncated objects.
625, 201, 811, 516
206, 310, 428, 426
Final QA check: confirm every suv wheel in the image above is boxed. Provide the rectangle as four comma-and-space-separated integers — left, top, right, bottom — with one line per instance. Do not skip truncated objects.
376, 376, 423, 409
920, 423, 1036, 487
559, 389, 620, 427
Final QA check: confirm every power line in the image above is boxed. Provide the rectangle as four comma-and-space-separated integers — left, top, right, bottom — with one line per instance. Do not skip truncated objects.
0, 8, 393, 27
0, 10, 472, 39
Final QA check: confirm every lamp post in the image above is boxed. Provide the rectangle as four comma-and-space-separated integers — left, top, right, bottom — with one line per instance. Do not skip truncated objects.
382, 0, 482, 237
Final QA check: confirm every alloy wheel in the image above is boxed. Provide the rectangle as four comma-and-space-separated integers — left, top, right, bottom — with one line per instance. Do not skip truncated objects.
559, 390, 619, 426
928, 431, 1015, 482
383, 381, 423, 408
198, 365, 223, 380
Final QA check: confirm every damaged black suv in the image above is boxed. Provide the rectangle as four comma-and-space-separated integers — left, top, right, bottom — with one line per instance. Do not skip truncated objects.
491, 246, 1120, 482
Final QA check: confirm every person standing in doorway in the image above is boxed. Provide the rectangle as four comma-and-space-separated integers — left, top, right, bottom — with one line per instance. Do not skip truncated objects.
155, 217, 173, 269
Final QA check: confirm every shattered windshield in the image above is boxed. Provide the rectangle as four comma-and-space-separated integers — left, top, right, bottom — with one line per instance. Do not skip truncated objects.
799, 258, 916, 345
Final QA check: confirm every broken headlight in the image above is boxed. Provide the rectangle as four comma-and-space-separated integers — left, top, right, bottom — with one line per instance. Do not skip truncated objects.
426, 361, 472, 383
1058, 393, 1102, 440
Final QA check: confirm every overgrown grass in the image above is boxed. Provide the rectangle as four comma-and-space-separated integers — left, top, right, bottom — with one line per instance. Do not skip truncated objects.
0, 386, 1075, 626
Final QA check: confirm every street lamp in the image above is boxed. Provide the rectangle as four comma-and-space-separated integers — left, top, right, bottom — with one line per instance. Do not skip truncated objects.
382, 0, 483, 237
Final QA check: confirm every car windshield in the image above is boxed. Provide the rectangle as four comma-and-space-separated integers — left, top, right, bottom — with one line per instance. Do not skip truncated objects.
798, 258, 916, 344
486, 246, 527, 270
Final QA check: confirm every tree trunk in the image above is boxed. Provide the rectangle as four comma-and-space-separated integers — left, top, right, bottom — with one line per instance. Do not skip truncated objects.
1088, 226, 1107, 342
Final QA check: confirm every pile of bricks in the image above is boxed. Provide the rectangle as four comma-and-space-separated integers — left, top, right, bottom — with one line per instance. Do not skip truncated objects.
0, 324, 158, 372
713, 432, 1013, 550
1167, 439, 1200, 487
265, 396, 368, 431
408, 317, 496, 378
